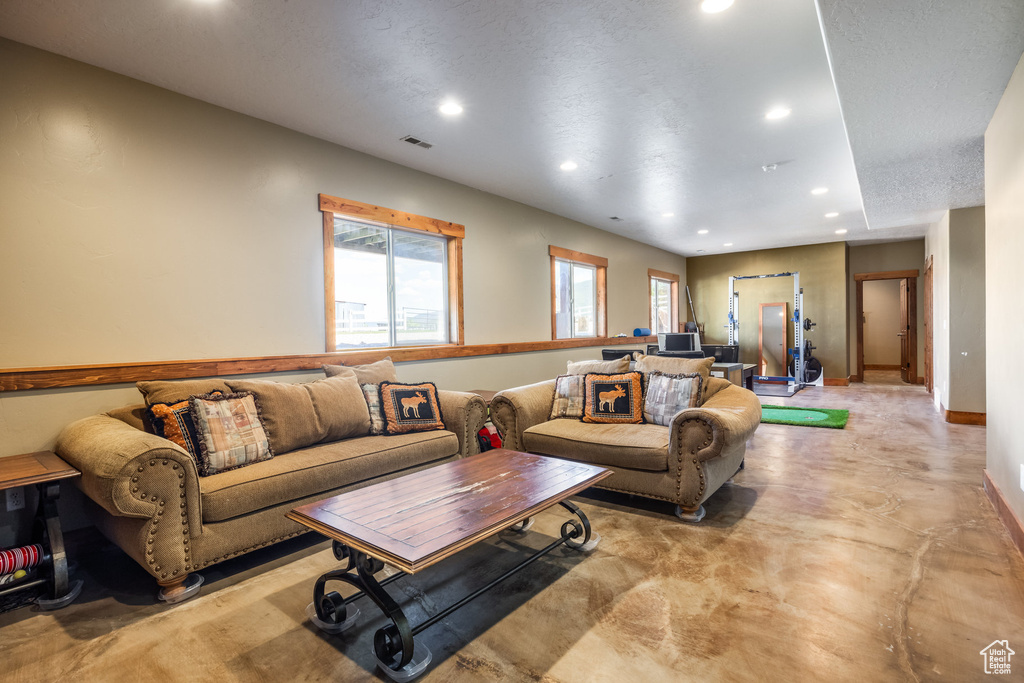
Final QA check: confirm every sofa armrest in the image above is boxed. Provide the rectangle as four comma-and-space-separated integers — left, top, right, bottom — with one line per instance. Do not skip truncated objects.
437, 390, 488, 457
55, 414, 203, 535
669, 383, 761, 464
489, 379, 556, 452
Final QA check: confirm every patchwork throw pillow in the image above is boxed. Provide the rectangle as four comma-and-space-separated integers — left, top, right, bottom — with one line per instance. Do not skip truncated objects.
361, 383, 386, 435
643, 371, 704, 426
549, 374, 585, 419
189, 392, 273, 476
146, 391, 223, 459
582, 372, 645, 424
378, 382, 445, 435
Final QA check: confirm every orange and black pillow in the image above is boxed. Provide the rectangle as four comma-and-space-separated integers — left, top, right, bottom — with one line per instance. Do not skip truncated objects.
146, 391, 222, 459
582, 372, 645, 424
378, 382, 445, 435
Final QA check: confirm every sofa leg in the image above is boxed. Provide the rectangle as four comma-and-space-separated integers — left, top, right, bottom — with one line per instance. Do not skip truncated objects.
157, 573, 204, 604
675, 505, 706, 523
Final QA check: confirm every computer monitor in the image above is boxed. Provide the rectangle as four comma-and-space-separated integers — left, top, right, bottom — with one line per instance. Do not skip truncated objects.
661, 332, 701, 353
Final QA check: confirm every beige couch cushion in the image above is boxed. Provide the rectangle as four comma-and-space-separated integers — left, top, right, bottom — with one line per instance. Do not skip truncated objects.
137, 379, 232, 405
199, 430, 459, 522
634, 354, 715, 402
323, 357, 398, 384
566, 356, 630, 375
523, 420, 669, 472
225, 376, 370, 455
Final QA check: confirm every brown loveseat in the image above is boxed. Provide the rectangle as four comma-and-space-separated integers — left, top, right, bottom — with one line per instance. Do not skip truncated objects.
489, 355, 761, 522
55, 362, 487, 602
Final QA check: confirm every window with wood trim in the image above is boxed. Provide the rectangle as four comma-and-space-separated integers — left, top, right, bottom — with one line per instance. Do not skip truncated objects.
648, 269, 679, 334
320, 194, 464, 351
550, 246, 607, 339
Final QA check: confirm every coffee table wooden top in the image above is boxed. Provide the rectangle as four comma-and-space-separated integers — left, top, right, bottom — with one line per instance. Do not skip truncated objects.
288, 449, 610, 574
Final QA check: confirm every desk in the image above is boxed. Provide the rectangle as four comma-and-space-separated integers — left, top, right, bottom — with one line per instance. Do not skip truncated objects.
0, 452, 83, 612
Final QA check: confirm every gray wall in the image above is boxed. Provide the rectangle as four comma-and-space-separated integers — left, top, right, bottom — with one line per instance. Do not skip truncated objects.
0, 40, 685, 540
925, 208, 986, 414
985, 50, 1024, 526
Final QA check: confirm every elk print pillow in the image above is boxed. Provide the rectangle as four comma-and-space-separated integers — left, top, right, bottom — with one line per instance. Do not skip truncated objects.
581, 372, 645, 424
378, 382, 446, 435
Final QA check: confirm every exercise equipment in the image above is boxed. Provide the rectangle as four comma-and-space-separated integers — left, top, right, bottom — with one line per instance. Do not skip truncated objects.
727, 271, 813, 394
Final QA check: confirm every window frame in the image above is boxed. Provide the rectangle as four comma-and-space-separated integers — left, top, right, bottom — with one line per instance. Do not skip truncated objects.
320, 194, 464, 352
648, 268, 679, 334
549, 245, 607, 340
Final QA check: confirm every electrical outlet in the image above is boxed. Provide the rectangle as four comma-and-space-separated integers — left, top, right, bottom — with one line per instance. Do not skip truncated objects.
6, 487, 25, 511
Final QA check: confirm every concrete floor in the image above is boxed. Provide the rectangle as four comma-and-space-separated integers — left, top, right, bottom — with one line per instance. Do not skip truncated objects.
1, 371, 1022, 682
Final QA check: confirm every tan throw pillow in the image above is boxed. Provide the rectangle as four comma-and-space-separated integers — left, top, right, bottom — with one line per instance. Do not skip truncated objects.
189, 392, 273, 476
137, 379, 232, 406
566, 355, 630, 375
378, 382, 445, 435
582, 372, 645, 424
323, 357, 398, 384
550, 374, 585, 419
643, 371, 704, 426
634, 354, 715, 403
226, 376, 370, 454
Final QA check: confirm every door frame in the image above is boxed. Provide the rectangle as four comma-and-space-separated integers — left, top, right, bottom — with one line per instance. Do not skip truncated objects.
923, 256, 933, 393
854, 269, 919, 383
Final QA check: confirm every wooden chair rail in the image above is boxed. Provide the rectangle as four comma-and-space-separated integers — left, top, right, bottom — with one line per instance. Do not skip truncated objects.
0, 336, 656, 392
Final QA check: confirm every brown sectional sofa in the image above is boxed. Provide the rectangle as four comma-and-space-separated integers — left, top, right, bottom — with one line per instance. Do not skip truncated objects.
490, 355, 761, 522
55, 367, 487, 602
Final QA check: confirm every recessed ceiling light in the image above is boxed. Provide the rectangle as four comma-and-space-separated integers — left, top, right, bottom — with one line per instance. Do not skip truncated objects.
698, 229, 709, 235
723, 243, 733, 247
697, 249, 706, 253
765, 106, 791, 120
825, 212, 839, 218
662, 212, 675, 217
811, 187, 829, 195
560, 160, 578, 171
835, 229, 848, 235
701, 0, 734, 13
438, 101, 463, 116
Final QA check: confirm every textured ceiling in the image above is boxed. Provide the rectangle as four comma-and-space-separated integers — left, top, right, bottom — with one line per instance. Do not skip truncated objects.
818, 0, 1024, 236
1, 1, 1022, 256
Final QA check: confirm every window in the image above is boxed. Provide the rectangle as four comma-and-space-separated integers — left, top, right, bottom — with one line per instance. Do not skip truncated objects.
321, 194, 464, 351
648, 269, 679, 334
550, 246, 607, 339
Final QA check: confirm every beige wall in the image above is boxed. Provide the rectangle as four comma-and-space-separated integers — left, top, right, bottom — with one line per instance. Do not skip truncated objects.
862, 280, 901, 365
924, 208, 986, 414
846, 240, 925, 377
985, 50, 1024, 524
0, 40, 686, 537
686, 242, 848, 379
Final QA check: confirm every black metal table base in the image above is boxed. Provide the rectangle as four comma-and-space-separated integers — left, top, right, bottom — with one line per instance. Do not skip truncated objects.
308, 500, 595, 681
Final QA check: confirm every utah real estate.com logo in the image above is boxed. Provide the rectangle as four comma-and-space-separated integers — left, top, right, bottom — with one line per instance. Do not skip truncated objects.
980, 640, 1014, 675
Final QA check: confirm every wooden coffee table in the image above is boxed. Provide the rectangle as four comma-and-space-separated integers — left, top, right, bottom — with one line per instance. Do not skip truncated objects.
288, 449, 610, 681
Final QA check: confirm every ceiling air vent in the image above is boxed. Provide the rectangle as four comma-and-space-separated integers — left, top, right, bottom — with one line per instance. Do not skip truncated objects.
401, 135, 433, 149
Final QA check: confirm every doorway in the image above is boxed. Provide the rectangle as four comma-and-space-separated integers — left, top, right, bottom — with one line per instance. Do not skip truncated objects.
854, 270, 918, 384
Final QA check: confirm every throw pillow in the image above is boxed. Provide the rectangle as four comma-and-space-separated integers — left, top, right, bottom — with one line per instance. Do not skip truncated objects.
643, 371, 704, 426
634, 354, 715, 403
137, 379, 232, 406
378, 381, 445, 435
189, 391, 273, 476
323, 357, 398, 384
146, 391, 223, 459
361, 383, 386, 435
566, 355, 630, 375
549, 374, 585, 419
582, 372, 645, 424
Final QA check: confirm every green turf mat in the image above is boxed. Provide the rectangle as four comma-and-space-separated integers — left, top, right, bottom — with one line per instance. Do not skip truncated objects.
760, 404, 849, 429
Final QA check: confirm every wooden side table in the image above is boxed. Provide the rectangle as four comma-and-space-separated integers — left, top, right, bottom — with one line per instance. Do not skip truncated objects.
0, 451, 83, 612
